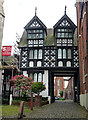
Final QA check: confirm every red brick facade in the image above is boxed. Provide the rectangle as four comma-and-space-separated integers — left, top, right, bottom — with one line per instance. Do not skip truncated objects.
65, 77, 73, 100
76, 2, 88, 94
54, 77, 65, 97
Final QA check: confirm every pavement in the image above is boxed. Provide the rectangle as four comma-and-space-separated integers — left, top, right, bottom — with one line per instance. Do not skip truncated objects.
25, 100, 88, 119
2, 100, 88, 120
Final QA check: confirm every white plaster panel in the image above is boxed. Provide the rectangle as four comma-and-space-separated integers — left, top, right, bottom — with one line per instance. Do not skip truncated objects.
40, 70, 48, 97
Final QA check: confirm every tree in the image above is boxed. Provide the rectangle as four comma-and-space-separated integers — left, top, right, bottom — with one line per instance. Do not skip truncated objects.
31, 82, 46, 95
8, 75, 33, 97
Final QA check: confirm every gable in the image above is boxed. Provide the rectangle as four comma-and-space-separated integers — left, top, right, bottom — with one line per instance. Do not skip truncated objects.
59, 19, 71, 27
53, 14, 76, 29
29, 19, 41, 28
24, 15, 47, 30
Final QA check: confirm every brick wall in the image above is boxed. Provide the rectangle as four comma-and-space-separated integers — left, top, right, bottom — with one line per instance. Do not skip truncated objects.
54, 77, 65, 97
77, 2, 88, 94
65, 77, 73, 100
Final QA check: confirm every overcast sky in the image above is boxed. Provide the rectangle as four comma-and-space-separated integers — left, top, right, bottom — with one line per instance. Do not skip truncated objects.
2, 0, 76, 46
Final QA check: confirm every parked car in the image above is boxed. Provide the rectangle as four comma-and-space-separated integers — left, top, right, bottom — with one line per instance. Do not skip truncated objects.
55, 96, 59, 100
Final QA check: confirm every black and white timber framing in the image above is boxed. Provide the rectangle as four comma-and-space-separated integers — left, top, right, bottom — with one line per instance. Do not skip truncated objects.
19, 10, 79, 103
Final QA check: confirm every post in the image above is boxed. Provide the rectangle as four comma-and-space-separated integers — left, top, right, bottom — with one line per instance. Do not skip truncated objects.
9, 94, 12, 105
31, 92, 33, 110
18, 101, 24, 119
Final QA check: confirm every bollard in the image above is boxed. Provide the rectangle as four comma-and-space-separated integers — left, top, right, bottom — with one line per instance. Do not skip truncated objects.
9, 94, 12, 105
31, 92, 33, 110
48, 96, 51, 104
18, 101, 25, 119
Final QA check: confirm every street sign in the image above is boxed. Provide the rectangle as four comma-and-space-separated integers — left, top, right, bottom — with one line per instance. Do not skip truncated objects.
2, 46, 12, 56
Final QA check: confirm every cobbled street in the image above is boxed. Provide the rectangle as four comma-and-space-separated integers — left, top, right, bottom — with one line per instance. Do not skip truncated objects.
26, 101, 88, 119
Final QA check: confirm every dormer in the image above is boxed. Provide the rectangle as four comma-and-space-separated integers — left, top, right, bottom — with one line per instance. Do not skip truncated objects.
24, 13, 47, 47
53, 7, 76, 47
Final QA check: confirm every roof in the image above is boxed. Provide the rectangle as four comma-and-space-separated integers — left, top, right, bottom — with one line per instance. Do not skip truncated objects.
2, 56, 19, 69
53, 14, 76, 29
44, 29, 55, 46
18, 29, 55, 47
18, 30, 27, 47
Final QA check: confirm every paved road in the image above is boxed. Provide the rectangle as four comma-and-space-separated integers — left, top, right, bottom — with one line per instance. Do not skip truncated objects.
26, 100, 88, 119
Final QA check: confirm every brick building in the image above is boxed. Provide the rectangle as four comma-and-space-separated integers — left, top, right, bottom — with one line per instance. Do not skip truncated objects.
54, 77, 65, 97
76, 1, 88, 109
65, 77, 73, 100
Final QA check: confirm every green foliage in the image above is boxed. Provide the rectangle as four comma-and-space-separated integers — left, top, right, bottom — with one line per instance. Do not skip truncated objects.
8, 75, 33, 97
60, 91, 63, 96
59, 97, 65, 100
31, 82, 46, 94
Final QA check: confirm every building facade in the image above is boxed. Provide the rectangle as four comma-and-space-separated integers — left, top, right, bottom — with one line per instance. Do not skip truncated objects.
76, 1, 88, 109
0, 0, 5, 96
19, 9, 79, 103
65, 77, 73, 100
54, 77, 65, 97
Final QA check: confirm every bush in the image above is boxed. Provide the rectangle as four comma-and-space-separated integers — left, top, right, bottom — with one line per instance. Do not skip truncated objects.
60, 91, 63, 97
59, 97, 65, 100
31, 82, 46, 94
8, 75, 33, 97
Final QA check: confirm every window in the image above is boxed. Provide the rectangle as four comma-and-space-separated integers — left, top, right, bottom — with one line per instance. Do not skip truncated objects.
39, 40, 43, 46
58, 89, 60, 96
34, 40, 38, 45
58, 61, 63, 67
28, 40, 33, 47
69, 33, 72, 37
34, 73, 37, 82
37, 61, 42, 67
29, 61, 34, 67
63, 49, 66, 59
29, 49, 42, 60
66, 61, 71, 67
30, 73, 33, 79
38, 49, 42, 59
58, 80, 60, 86
57, 33, 60, 37
34, 50, 37, 59
38, 73, 42, 82
58, 49, 62, 59
68, 49, 71, 59
61, 33, 64, 37
65, 33, 68, 38
29, 50, 33, 59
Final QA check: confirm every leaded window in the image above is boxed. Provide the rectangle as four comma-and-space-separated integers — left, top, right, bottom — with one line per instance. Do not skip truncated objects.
34, 50, 37, 59
29, 50, 33, 59
29, 49, 42, 59
38, 49, 42, 59
63, 49, 66, 59
38, 73, 42, 82
37, 61, 42, 67
58, 49, 62, 59
66, 61, 71, 67
68, 49, 71, 59
58, 61, 63, 67
29, 61, 34, 67
34, 73, 37, 82
30, 73, 33, 80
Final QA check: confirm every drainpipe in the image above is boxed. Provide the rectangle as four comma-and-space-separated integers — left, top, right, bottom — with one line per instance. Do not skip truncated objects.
85, 2, 88, 80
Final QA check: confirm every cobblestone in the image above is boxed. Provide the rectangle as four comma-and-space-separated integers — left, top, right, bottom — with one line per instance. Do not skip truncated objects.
26, 101, 88, 119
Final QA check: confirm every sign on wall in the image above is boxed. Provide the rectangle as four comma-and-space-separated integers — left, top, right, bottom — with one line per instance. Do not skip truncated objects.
2, 46, 12, 56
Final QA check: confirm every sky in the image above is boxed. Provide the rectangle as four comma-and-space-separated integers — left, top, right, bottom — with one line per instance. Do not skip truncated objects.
2, 0, 77, 47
